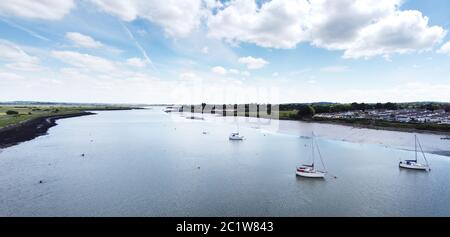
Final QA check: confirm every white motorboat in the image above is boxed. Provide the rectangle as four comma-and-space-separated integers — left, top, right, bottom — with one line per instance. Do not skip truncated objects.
229, 132, 244, 140
399, 135, 430, 171
296, 132, 327, 178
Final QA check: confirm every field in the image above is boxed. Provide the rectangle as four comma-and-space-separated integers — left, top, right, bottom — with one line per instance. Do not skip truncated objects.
0, 105, 138, 129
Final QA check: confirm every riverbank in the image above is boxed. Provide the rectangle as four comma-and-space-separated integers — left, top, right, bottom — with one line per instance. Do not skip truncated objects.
309, 117, 450, 136
0, 111, 95, 149
0, 105, 144, 149
190, 110, 450, 136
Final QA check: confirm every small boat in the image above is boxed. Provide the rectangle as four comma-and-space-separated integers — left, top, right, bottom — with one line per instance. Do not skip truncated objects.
296, 132, 327, 178
229, 118, 244, 140
229, 132, 244, 140
399, 135, 430, 171
163, 106, 181, 113
440, 136, 450, 140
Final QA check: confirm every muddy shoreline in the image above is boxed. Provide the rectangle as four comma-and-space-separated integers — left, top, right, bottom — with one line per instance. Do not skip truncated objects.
301, 119, 450, 136
205, 113, 450, 136
0, 112, 95, 149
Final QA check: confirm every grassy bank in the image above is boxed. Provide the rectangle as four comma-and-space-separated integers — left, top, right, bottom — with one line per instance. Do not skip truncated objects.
0, 104, 143, 149
0, 105, 140, 130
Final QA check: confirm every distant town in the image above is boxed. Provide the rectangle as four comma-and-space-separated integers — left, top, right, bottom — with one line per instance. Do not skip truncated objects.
314, 108, 450, 125
165, 102, 450, 133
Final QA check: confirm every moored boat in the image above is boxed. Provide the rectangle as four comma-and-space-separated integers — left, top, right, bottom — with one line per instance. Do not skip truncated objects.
296, 132, 327, 179
296, 165, 326, 178
399, 135, 430, 171
229, 132, 244, 140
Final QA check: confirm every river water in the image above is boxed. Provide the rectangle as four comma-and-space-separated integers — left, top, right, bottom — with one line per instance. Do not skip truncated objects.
0, 107, 449, 216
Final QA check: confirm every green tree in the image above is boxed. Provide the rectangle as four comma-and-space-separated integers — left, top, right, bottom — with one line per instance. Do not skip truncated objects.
312, 105, 330, 114
297, 105, 315, 119
6, 110, 19, 115
375, 103, 383, 109
384, 102, 398, 110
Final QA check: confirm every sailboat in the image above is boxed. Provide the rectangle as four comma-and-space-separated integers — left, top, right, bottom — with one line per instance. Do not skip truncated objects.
296, 132, 327, 178
229, 132, 244, 140
399, 135, 430, 171
229, 117, 244, 140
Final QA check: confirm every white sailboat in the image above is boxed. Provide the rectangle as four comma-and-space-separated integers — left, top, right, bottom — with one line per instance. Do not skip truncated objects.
296, 132, 327, 178
229, 117, 244, 140
229, 132, 244, 140
399, 135, 430, 171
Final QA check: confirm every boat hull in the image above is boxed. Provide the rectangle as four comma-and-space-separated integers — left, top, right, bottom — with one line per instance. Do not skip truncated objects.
399, 162, 429, 171
296, 170, 326, 178
229, 136, 244, 140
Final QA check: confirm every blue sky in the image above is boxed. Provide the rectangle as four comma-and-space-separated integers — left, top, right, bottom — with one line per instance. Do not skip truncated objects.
0, 0, 450, 104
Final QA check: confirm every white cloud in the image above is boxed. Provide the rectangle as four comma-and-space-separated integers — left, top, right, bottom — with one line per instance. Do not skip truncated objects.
211, 66, 227, 75
307, 0, 400, 50
65, 32, 103, 48
341, 10, 445, 59
228, 69, 239, 74
240, 71, 250, 77
126, 57, 149, 68
0, 40, 41, 71
210, 66, 251, 77
437, 41, 450, 55
0, 0, 75, 20
320, 66, 349, 73
51, 50, 116, 72
207, 0, 310, 48
0, 70, 25, 80
238, 56, 269, 70
201, 46, 209, 54
208, 0, 446, 59
91, 0, 204, 37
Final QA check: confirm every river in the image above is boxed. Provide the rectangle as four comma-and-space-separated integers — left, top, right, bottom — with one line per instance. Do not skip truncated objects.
0, 107, 449, 216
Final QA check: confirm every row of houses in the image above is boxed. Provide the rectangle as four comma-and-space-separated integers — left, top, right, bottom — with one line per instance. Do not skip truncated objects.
314, 109, 450, 124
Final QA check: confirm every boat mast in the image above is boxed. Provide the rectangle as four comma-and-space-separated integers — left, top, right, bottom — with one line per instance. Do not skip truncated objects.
416, 136, 430, 168
315, 137, 326, 172
414, 135, 418, 162
311, 132, 315, 168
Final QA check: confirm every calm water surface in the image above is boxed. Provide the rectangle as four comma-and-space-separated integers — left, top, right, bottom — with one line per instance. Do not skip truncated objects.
0, 108, 449, 216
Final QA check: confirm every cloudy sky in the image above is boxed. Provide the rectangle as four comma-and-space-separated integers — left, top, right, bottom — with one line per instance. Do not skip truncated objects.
1, 0, 450, 104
